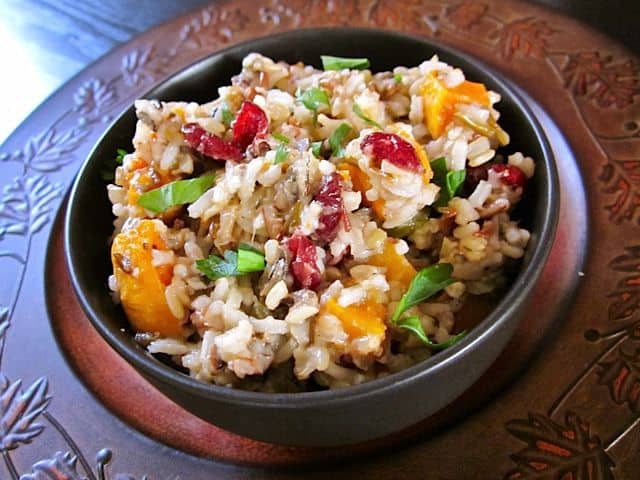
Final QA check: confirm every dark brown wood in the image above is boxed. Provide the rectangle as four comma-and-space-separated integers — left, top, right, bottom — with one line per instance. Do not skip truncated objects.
0, 0, 637, 145
0, 0, 638, 478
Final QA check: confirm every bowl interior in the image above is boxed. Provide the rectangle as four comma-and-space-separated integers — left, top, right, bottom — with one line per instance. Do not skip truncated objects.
65, 28, 556, 403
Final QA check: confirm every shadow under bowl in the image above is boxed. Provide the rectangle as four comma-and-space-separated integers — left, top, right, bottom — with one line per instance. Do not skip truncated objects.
64, 27, 558, 447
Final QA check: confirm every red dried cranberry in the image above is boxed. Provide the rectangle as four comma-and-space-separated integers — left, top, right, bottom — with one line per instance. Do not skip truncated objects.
361, 132, 422, 173
182, 123, 242, 162
232, 101, 269, 152
288, 234, 322, 290
314, 173, 345, 243
490, 164, 527, 188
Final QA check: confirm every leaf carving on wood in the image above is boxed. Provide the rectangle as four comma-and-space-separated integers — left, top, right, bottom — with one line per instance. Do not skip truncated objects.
605, 245, 640, 332
0, 125, 91, 173
598, 347, 640, 412
177, 6, 249, 50
562, 52, 639, 109
504, 412, 614, 479
73, 79, 118, 120
445, 1, 488, 30
121, 45, 168, 87
599, 160, 640, 226
369, 0, 438, 32
20, 451, 86, 480
307, 0, 362, 26
495, 17, 555, 61
0, 374, 51, 451
0, 175, 64, 240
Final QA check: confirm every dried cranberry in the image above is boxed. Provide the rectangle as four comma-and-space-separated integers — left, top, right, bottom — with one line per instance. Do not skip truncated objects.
288, 234, 322, 290
314, 173, 345, 243
361, 132, 422, 173
182, 100, 268, 162
182, 123, 242, 162
490, 164, 527, 188
232, 101, 269, 152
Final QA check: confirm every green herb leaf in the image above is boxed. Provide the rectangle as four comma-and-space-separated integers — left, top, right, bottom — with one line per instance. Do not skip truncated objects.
196, 250, 239, 280
137, 175, 215, 213
397, 315, 467, 350
386, 210, 429, 238
394, 73, 403, 84
352, 104, 381, 128
115, 149, 127, 164
274, 143, 289, 164
101, 148, 128, 182
430, 157, 465, 207
220, 103, 234, 128
328, 123, 352, 158
196, 244, 265, 281
446, 170, 466, 198
430, 157, 447, 187
321, 55, 370, 71
237, 244, 266, 272
392, 263, 454, 322
272, 132, 290, 144
297, 87, 330, 112
311, 141, 323, 158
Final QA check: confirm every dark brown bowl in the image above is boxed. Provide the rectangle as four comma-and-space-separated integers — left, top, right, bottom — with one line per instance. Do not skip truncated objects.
64, 28, 558, 447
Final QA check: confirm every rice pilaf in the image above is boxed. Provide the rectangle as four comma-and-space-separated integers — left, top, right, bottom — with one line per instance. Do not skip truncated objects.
107, 53, 534, 392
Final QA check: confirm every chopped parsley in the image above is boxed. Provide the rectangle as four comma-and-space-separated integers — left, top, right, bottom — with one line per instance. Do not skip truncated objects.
328, 123, 352, 158
321, 55, 370, 71
101, 148, 128, 182
352, 104, 381, 128
196, 244, 265, 281
391, 263, 466, 349
137, 175, 215, 214
430, 157, 466, 207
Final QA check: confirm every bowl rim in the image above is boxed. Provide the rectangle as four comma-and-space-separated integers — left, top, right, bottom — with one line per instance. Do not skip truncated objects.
64, 26, 559, 408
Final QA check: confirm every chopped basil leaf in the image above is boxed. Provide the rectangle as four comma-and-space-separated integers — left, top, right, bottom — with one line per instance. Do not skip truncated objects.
115, 148, 127, 164
430, 157, 465, 207
386, 210, 429, 238
297, 87, 330, 112
352, 104, 381, 128
446, 170, 466, 198
137, 175, 215, 213
328, 123, 352, 158
430, 156, 447, 186
196, 250, 239, 280
196, 245, 265, 281
397, 315, 467, 350
274, 143, 289, 164
392, 263, 454, 322
101, 148, 128, 182
220, 103, 234, 128
272, 132, 290, 144
311, 141, 323, 158
237, 244, 266, 272
321, 55, 370, 71
394, 73, 403, 84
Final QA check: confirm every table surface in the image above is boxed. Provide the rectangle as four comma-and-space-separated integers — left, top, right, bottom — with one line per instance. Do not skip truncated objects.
0, 0, 637, 146
0, 1, 639, 478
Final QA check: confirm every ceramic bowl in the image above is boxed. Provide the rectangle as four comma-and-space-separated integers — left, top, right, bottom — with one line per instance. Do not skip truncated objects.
65, 28, 558, 447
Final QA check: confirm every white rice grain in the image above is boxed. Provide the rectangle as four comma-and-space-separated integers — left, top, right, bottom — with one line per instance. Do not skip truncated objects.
265, 280, 288, 310
468, 180, 492, 208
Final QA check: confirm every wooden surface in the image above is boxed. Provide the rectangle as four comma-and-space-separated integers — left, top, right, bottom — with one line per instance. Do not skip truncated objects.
0, 0, 637, 145
0, 0, 638, 478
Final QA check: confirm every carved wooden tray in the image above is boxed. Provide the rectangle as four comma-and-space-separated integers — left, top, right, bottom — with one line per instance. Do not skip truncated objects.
1, 1, 638, 478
